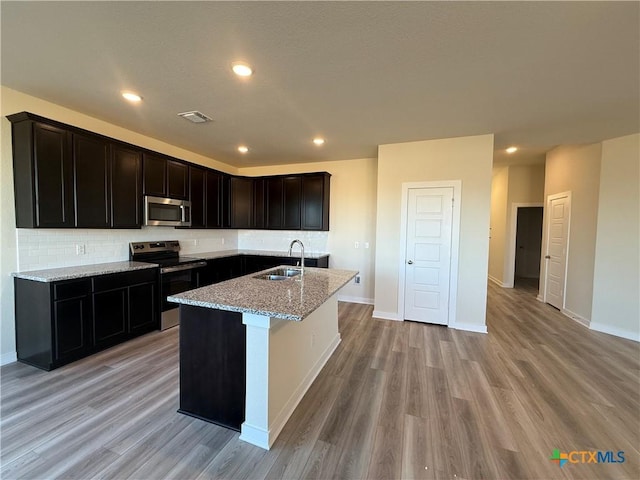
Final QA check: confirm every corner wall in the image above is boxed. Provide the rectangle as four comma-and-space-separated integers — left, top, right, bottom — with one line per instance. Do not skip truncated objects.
374, 134, 494, 331
590, 133, 640, 341
541, 144, 601, 322
488, 167, 509, 285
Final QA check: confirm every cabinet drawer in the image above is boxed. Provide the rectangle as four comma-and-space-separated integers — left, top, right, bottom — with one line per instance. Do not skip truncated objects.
53, 279, 91, 300
93, 268, 157, 292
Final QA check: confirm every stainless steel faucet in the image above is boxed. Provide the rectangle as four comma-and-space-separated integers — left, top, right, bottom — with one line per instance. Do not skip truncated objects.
288, 239, 305, 275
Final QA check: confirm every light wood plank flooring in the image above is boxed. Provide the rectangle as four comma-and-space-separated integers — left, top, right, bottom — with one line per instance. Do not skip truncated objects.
2, 283, 639, 479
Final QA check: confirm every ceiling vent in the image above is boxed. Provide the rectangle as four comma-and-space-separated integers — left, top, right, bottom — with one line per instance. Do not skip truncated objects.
178, 111, 213, 123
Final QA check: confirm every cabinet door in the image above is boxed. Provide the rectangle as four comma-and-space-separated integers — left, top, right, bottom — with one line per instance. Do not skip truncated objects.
230, 177, 253, 228
253, 178, 265, 229
93, 289, 128, 347
54, 295, 91, 363
33, 122, 74, 227
129, 282, 157, 334
266, 177, 283, 229
206, 170, 223, 228
283, 176, 301, 229
302, 174, 330, 230
111, 144, 142, 228
189, 166, 206, 228
167, 160, 188, 199
143, 153, 166, 196
73, 134, 110, 227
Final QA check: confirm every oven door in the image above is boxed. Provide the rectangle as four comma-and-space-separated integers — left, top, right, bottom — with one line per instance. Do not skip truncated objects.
160, 262, 206, 329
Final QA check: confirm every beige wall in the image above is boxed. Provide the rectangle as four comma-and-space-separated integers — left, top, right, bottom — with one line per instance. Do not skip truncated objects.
541, 143, 601, 321
239, 158, 378, 304
0, 86, 237, 362
591, 133, 639, 341
374, 134, 494, 331
488, 167, 509, 284
488, 163, 545, 286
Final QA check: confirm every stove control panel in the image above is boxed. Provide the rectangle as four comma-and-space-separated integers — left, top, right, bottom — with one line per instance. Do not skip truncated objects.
129, 240, 181, 256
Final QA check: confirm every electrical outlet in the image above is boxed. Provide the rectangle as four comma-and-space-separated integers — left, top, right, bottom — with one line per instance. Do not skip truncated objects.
311, 333, 316, 348
364, 242, 370, 249
354, 241, 360, 249
221, 238, 225, 245
75, 244, 86, 255
355, 275, 361, 284
193, 239, 199, 246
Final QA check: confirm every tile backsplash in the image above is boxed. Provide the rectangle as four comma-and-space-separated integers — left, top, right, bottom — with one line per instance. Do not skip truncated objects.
237, 230, 329, 254
16, 228, 238, 271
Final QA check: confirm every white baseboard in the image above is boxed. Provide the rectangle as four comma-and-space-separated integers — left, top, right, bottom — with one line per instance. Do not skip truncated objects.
337, 295, 374, 305
372, 310, 402, 321
561, 308, 590, 328
488, 275, 508, 287
239, 423, 270, 450
0, 352, 17, 366
449, 322, 488, 334
536, 295, 544, 302
590, 322, 640, 343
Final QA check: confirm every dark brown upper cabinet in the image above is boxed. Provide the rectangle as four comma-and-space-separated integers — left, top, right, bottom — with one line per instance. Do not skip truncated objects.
8, 112, 330, 232
206, 170, 225, 228
229, 177, 254, 229
186, 166, 225, 229
143, 153, 188, 199
9, 115, 74, 228
73, 133, 110, 228
110, 144, 142, 228
301, 173, 331, 230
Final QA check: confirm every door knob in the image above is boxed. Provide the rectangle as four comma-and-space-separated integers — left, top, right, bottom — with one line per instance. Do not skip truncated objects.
407, 260, 414, 264
545, 255, 551, 259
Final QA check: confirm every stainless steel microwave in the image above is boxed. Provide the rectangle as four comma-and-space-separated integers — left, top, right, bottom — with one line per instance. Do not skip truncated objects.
144, 196, 191, 227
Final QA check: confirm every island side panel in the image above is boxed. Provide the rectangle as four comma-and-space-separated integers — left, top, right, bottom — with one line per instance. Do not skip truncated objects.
178, 305, 246, 431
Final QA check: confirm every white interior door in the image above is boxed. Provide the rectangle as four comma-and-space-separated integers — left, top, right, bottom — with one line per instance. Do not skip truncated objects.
404, 187, 453, 325
544, 194, 570, 309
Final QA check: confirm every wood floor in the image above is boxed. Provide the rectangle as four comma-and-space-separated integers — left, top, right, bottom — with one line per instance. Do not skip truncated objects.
1, 283, 639, 479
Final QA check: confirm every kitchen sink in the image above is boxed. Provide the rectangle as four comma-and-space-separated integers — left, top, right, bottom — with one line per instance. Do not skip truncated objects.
254, 267, 301, 281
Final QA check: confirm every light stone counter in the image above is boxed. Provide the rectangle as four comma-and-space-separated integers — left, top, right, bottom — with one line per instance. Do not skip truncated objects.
12, 261, 158, 282
194, 249, 330, 260
168, 266, 356, 321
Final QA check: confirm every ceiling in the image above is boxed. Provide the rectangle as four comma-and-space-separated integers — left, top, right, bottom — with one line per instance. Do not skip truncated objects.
2, 1, 638, 168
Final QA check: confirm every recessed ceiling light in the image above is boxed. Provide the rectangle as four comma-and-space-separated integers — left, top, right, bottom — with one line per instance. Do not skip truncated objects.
232, 62, 253, 77
122, 92, 142, 102
313, 138, 325, 146
506, 146, 518, 154
238, 145, 249, 154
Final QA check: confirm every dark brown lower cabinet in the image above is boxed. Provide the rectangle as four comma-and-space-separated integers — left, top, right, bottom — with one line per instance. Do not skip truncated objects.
178, 305, 246, 431
14, 268, 158, 371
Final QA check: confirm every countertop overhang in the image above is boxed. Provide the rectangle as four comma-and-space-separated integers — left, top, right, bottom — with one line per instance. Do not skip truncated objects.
168, 266, 357, 321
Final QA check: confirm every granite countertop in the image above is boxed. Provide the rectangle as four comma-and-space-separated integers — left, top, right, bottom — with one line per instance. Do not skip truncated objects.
168, 267, 357, 321
194, 249, 330, 260
12, 261, 158, 282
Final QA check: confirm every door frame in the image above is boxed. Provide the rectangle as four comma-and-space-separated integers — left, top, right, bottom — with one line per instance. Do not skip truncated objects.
542, 191, 572, 308
398, 180, 462, 325
505, 202, 544, 288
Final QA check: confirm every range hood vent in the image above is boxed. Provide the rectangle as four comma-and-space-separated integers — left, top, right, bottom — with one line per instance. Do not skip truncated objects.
178, 111, 213, 123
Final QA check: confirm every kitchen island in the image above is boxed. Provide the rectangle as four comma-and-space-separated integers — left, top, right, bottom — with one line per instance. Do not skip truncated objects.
167, 266, 357, 450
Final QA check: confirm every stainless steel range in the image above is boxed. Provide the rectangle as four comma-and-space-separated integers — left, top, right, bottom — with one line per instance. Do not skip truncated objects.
129, 241, 206, 330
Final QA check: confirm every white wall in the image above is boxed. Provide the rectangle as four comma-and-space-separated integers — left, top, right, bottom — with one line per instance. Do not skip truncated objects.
488, 167, 509, 285
239, 158, 377, 304
541, 144, 601, 322
591, 133, 640, 341
0, 86, 238, 363
374, 134, 494, 331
